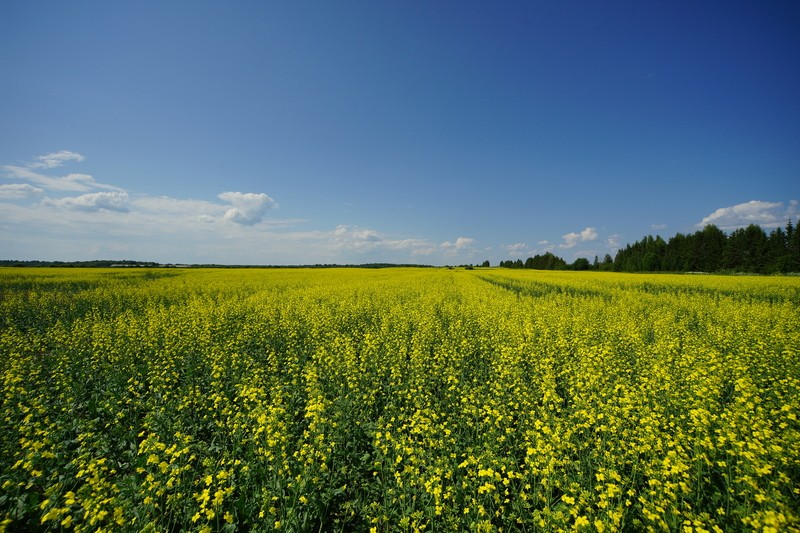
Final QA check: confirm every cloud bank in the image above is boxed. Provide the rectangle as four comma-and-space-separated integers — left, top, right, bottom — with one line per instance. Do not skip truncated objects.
698, 200, 797, 230
3, 163, 122, 193
43, 191, 130, 212
0, 183, 44, 200
2, 151, 451, 264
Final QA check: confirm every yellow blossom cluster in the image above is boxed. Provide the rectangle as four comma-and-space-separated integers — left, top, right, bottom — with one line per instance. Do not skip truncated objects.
0, 267, 798, 531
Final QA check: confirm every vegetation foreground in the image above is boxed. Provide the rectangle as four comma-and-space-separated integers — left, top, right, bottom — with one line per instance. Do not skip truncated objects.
1, 268, 798, 532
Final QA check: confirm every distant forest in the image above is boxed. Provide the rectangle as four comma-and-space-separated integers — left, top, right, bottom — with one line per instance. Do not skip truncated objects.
499, 221, 800, 274
0, 259, 434, 269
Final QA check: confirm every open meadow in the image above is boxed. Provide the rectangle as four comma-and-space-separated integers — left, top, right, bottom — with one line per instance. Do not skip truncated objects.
1, 267, 798, 532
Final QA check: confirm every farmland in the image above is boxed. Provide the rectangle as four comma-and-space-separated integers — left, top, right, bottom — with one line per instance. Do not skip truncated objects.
1, 268, 798, 532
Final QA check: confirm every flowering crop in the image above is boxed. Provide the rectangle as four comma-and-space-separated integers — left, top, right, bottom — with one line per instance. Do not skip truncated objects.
1, 267, 798, 531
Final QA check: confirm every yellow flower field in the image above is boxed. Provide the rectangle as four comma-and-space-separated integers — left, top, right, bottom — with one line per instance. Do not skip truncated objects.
1, 268, 798, 532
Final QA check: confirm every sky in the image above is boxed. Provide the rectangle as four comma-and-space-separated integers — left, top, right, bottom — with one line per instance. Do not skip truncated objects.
1, 1, 799, 265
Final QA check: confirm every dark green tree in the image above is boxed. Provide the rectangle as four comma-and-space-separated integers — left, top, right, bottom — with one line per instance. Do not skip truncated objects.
572, 257, 591, 270
693, 225, 726, 272
663, 233, 690, 271
766, 227, 788, 273
787, 219, 800, 271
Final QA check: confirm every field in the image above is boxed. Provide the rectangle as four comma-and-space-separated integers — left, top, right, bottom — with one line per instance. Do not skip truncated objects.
1, 267, 799, 532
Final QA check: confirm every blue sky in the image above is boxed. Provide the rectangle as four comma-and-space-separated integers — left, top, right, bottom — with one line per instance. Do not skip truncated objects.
1, 1, 798, 265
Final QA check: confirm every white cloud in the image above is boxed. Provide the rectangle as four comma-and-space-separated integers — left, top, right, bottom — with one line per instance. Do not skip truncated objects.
3, 165, 122, 192
328, 225, 433, 257
331, 224, 382, 248
130, 194, 304, 231
1, 151, 127, 195
502, 242, 532, 257
0, 183, 44, 200
61, 173, 105, 190
30, 150, 85, 169
698, 200, 794, 230
442, 236, 475, 249
219, 191, 278, 226
606, 234, 622, 248
560, 227, 598, 249
651, 223, 667, 231
134, 195, 225, 219
44, 191, 130, 212
441, 236, 476, 257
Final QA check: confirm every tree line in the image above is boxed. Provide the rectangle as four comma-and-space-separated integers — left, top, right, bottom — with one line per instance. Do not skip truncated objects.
498, 221, 800, 274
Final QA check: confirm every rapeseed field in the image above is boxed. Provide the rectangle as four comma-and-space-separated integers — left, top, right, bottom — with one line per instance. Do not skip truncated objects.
1, 268, 798, 532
